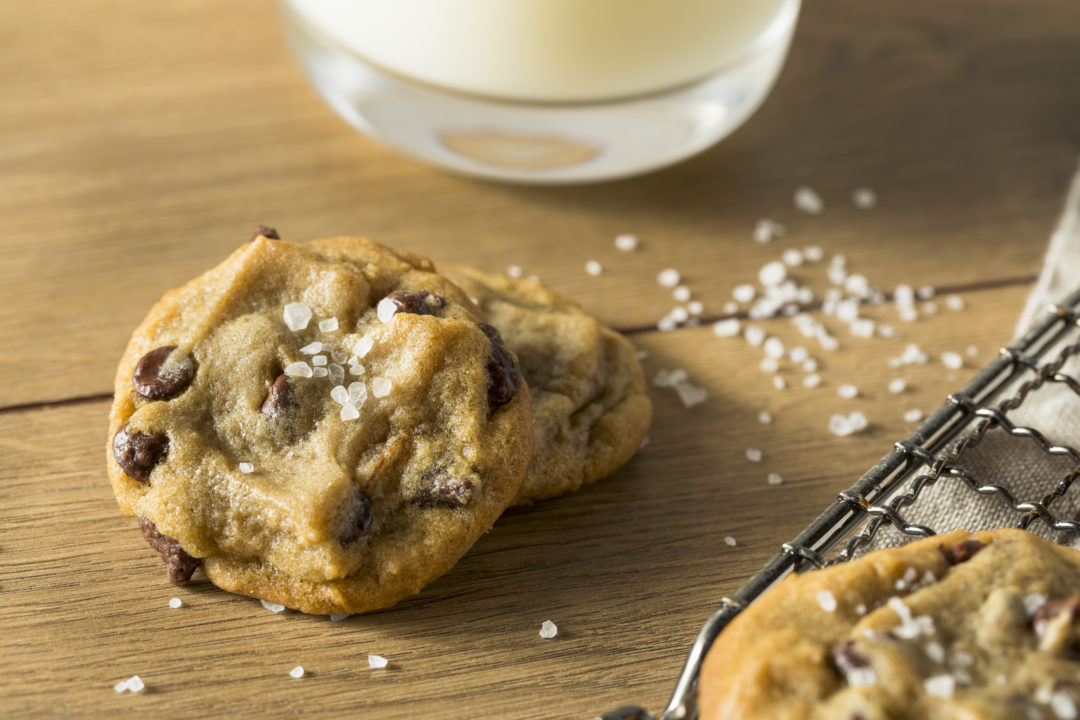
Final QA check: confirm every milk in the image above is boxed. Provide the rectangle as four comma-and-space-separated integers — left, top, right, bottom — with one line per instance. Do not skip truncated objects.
285, 0, 793, 103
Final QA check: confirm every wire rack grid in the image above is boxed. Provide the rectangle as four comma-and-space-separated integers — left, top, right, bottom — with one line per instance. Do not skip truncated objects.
601, 285, 1080, 720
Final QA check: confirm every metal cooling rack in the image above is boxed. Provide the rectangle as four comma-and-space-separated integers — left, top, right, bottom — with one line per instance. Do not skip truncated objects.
601, 285, 1080, 720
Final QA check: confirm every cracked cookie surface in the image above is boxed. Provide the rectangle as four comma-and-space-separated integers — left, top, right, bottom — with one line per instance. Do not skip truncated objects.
441, 264, 650, 505
700, 529, 1080, 720
107, 234, 531, 614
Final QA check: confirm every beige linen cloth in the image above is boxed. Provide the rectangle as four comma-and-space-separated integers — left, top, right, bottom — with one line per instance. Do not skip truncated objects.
872, 163, 1080, 551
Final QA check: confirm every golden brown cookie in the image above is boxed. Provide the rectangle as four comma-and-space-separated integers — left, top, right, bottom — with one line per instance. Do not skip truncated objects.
440, 264, 651, 505
107, 233, 532, 614
700, 529, 1080, 720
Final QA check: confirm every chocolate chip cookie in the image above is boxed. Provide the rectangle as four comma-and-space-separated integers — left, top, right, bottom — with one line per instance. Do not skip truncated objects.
440, 264, 650, 505
107, 233, 532, 614
700, 529, 1080, 720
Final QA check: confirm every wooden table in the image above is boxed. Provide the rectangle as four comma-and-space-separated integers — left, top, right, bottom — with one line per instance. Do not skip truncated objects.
3, 1, 1078, 717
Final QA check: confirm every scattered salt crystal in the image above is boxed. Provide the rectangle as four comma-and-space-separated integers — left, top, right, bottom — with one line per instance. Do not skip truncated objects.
838, 384, 858, 399
746, 448, 763, 462
289, 666, 305, 679
921, 301, 938, 315
767, 473, 783, 486
653, 369, 685, 388
672, 285, 691, 302
340, 403, 360, 421
376, 297, 398, 323
818, 333, 840, 352
724, 536, 737, 547
353, 336, 375, 358
284, 361, 313, 379
670, 306, 690, 323
802, 358, 818, 373
848, 412, 868, 432
675, 381, 708, 407
855, 604, 867, 615
789, 346, 809, 363
261, 599, 286, 613
169, 597, 182, 609
539, 620, 558, 639
331, 350, 347, 363
114, 680, 128, 694
585, 260, 603, 276
794, 186, 824, 214
966, 345, 978, 357
804, 245, 825, 262
829, 414, 853, 437
348, 381, 367, 405
1023, 593, 1048, 616
904, 409, 924, 423
124, 675, 145, 693
1052, 692, 1078, 719
312, 367, 328, 378
852, 187, 877, 209
898, 306, 918, 323
283, 302, 312, 331
887, 358, 903, 368
318, 317, 339, 332
827, 265, 847, 286
368, 654, 389, 669
329, 614, 350, 622
657, 268, 681, 287
760, 358, 779, 373
816, 590, 838, 613
844, 274, 870, 297
836, 299, 860, 322
924, 675, 955, 699
888, 378, 907, 394
759, 261, 788, 287
239, 462, 254, 474
733, 284, 756, 303
782, 249, 804, 267
712, 319, 741, 338
925, 641, 945, 664
723, 301, 738, 314
300, 341, 323, 354
877, 324, 897, 339
614, 233, 639, 252
764, 337, 785, 359
657, 316, 677, 332
942, 352, 963, 370
371, 377, 392, 398
330, 385, 349, 405
753, 218, 786, 243
803, 373, 821, 388
894, 284, 915, 307
759, 411, 773, 424
687, 300, 704, 316
329, 364, 345, 385
945, 295, 965, 311
312, 354, 328, 367
850, 318, 875, 339
772, 376, 787, 390
953, 651, 975, 667
507, 265, 523, 278
916, 285, 935, 300
744, 325, 766, 347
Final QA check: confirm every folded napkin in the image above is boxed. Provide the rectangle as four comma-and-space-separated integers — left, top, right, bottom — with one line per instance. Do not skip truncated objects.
871, 162, 1080, 551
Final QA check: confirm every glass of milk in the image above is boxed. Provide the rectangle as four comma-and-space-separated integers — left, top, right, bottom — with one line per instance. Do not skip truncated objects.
280, 0, 801, 183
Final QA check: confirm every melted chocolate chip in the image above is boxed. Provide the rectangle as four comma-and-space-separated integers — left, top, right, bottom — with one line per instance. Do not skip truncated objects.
412, 466, 474, 508
940, 538, 985, 565
384, 290, 446, 316
478, 323, 520, 412
112, 422, 168, 482
1033, 596, 1080, 637
252, 225, 280, 240
138, 517, 200, 584
132, 346, 195, 400
261, 374, 297, 415
339, 488, 375, 545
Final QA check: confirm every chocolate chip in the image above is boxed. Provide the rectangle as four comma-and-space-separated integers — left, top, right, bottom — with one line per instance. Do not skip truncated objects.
252, 225, 280, 240
478, 323, 520, 412
339, 488, 374, 545
138, 517, 200, 585
412, 466, 475, 508
940, 538, 985, 565
1033, 596, 1080, 639
112, 422, 168, 482
261, 374, 297, 415
383, 290, 446, 316
132, 346, 195, 400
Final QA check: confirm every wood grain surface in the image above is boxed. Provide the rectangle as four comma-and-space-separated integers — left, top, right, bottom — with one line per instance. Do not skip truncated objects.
2, 0, 1079, 718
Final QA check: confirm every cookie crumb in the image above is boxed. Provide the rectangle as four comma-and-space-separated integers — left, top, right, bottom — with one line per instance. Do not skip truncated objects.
585, 260, 603, 276
260, 599, 286, 613
329, 614, 350, 622
289, 666, 305, 679
283, 302, 312, 331
539, 620, 558, 639
168, 597, 182, 609
614, 234, 638, 252
318, 317, 339, 332
368, 654, 389, 669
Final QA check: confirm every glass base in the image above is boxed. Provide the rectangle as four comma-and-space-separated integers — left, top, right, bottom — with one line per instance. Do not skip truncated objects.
281, 0, 800, 184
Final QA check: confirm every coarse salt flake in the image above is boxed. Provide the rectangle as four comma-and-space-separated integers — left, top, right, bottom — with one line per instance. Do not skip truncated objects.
763, 337, 785, 359
904, 409, 924, 423
759, 411, 773, 424
318, 317, 339, 332
657, 268, 681, 288
312, 355, 328, 367
724, 536, 737, 547
125, 675, 145, 693
767, 472, 783, 486
1052, 692, 1078, 720
675, 381, 708, 407
760, 358, 779, 373
348, 381, 367, 405
168, 597, 182, 609
816, 590, 838, 613
585, 260, 603, 276
312, 367, 328, 377
329, 364, 345, 385
330, 385, 349, 405
838, 384, 858, 399
803, 373, 821, 388
353, 336, 375, 359
966, 345, 978, 357
614, 234, 638, 252
673, 285, 692, 302
299, 341, 323, 354
733, 284, 756, 303
917, 285, 935, 300
804, 245, 825, 262
283, 302, 312, 331
507, 265, 523, 278
772, 376, 787, 390
539, 620, 558, 639
371, 377, 392, 398
759, 261, 787, 287
239, 462, 254, 474
368, 654, 389, 669
261, 599, 286, 613
924, 674, 955, 699
946, 295, 965, 311
289, 666, 305, 679
340, 403, 360, 421
888, 378, 907, 394
687, 300, 704, 316
376, 297, 398, 323
782, 248, 804, 267
330, 614, 350, 622
795, 186, 824, 215
746, 448, 763, 462
942, 351, 963, 370
670, 306, 690, 323
753, 218, 786, 243
284, 361, 313, 378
